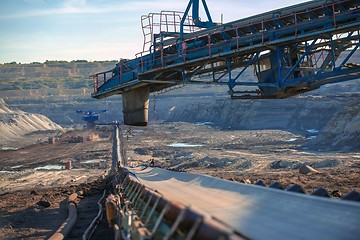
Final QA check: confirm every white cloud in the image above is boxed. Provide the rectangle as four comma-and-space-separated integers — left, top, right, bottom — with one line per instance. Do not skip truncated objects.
63, 0, 87, 8
1, 0, 311, 20
0, 0, 312, 63
0, 0, 185, 19
0, 6, 110, 19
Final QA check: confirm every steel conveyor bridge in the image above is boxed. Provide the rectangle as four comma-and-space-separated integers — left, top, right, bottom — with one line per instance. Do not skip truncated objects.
91, 0, 360, 125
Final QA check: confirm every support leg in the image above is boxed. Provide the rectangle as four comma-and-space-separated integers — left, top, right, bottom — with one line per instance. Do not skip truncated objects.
122, 86, 150, 126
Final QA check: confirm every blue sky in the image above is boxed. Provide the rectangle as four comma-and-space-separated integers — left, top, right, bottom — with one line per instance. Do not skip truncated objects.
0, 0, 308, 63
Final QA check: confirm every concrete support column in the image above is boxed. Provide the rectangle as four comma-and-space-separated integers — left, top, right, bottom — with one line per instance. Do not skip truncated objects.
122, 86, 150, 126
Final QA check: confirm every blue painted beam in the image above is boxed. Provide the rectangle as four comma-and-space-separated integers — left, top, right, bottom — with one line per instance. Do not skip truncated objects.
91, 0, 360, 100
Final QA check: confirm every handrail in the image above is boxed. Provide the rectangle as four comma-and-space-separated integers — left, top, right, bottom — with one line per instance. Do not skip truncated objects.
133, 1, 358, 74
91, 0, 360, 100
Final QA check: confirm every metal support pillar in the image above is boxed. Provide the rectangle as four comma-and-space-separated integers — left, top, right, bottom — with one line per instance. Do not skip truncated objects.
122, 86, 150, 126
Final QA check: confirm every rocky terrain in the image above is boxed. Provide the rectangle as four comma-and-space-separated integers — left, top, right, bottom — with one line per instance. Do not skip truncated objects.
0, 131, 112, 239
124, 121, 360, 195
307, 98, 360, 151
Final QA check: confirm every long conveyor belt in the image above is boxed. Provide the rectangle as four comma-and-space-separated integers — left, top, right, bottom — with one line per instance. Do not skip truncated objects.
126, 166, 360, 240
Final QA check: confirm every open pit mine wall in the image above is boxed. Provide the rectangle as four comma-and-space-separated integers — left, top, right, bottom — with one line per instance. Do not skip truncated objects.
167, 97, 360, 150
0, 62, 116, 80
307, 98, 360, 150
168, 98, 344, 131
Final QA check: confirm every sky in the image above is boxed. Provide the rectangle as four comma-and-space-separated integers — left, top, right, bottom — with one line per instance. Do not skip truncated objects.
0, 0, 309, 64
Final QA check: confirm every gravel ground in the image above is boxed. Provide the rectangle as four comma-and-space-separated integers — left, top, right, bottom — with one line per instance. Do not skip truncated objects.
0, 130, 112, 239
124, 122, 360, 195
0, 122, 359, 239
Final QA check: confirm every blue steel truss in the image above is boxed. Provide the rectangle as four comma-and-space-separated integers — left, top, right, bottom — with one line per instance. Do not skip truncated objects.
91, 0, 360, 99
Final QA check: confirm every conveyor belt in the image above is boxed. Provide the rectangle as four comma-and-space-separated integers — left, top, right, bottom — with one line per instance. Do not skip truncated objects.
92, 0, 360, 99
90, 0, 360, 126
130, 167, 360, 240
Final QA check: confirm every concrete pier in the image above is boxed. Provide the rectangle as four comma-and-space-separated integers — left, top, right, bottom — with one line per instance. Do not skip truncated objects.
121, 86, 149, 126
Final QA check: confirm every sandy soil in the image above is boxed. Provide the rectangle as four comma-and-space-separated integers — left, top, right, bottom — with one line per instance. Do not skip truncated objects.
0, 98, 62, 149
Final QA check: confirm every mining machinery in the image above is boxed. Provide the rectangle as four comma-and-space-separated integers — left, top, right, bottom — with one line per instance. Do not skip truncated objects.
91, 0, 360, 126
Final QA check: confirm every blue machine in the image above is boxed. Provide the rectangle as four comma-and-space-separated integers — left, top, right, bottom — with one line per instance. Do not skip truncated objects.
91, 0, 360, 125
76, 110, 107, 129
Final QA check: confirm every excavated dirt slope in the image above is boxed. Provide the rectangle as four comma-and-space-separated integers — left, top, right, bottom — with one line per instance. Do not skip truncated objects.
307, 98, 360, 151
168, 96, 360, 151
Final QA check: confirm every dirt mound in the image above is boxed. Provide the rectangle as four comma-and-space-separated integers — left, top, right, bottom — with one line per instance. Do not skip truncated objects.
0, 98, 12, 113
0, 98, 62, 148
